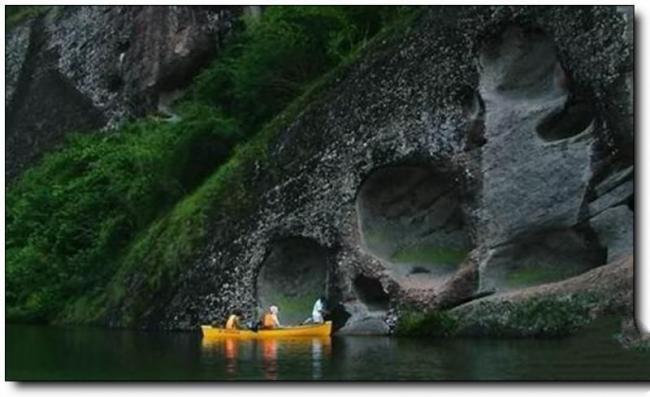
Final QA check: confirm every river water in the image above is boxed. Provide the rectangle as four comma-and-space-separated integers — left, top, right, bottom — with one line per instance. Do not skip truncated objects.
6, 318, 650, 381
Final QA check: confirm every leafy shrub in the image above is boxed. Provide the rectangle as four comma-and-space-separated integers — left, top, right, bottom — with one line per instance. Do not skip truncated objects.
6, 107, 240, 322
190, 6, 397, 134
6, 5, 415, 324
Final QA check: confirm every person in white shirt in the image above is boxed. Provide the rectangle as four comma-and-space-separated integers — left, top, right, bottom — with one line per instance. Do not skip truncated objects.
311, 296, 327, 324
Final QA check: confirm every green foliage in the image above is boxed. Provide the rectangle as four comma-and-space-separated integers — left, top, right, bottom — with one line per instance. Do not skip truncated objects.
99, 7, 417, 324
6, 107, 240, 322
396, 310, 459, 337
5, 5, 51, 30
189, 6, 397, 135
103, 111, 282, 325
6, 5, 416, 324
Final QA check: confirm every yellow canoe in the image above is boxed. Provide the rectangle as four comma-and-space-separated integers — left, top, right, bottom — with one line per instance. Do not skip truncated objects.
201, 321, 332, 339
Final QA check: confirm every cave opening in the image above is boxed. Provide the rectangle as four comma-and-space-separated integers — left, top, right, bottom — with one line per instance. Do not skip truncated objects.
480, 228, 607, 292
537, 100, 595, 142
479, 25, 562, 101
356, 165, 472, 283
353, 275, 389, 312
478, 25, 596, 143
256, 237, 329, 325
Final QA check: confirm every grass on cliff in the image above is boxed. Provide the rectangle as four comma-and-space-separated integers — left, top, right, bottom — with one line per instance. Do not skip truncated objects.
6, 106, 240, 322
6, 6, 417, 324
189, 6, 404, 136
99, 54, 363, 325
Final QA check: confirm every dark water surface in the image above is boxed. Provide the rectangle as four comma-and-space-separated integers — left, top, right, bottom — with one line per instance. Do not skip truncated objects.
6, 319, 650, 381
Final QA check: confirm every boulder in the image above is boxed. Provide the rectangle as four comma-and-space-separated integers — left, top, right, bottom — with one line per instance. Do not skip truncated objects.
450, 256, 633, 337
336, 301, 390, 335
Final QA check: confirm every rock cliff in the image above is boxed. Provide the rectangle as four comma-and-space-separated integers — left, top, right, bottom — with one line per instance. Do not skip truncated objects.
109, 6, 634, 334
5, 5, 240, 180
6, 6, 636, 336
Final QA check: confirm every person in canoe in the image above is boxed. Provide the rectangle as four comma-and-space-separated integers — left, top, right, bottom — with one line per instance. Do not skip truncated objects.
312, 296, 329, 323
225, 309, 244, 330
303, 296, 328, 324
260, 305, 282, 329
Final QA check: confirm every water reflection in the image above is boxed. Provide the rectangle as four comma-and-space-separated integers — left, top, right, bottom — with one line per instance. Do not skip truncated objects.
225, 338, 238, 377
9, 319, 649, 381
311, 337, 330, 379
201, 337, 331, 380
261, 339, 278, 380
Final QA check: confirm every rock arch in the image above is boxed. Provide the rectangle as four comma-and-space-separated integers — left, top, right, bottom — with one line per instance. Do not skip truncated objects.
353, 274, 389, 312
256, 237, 330, 324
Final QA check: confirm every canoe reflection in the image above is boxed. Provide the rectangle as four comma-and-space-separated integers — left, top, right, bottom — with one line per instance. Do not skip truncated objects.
225, 338, 237, 376
201, 337, 331, 380
261, 339, 278, 380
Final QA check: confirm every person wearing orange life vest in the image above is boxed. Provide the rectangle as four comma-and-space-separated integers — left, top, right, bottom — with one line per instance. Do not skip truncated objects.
225, 309, 244, 330
260, 305, 281, 329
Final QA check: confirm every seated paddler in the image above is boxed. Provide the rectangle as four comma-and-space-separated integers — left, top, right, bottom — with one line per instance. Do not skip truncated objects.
225, 309, 244, 330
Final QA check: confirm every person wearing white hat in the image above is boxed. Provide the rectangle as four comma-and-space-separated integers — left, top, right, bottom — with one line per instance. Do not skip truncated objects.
260, 304, 281, 329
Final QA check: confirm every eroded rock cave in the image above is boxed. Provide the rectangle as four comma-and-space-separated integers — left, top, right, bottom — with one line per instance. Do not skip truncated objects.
479, 228, 607, 291
256, 237, 330, 324
353, 274, 389, 312
537, 99, 596, 142
479, 26, 563, 102
475, 25, 606, 294
356, 165, 472, 287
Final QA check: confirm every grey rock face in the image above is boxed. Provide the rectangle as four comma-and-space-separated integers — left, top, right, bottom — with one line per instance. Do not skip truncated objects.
590, 205, 634, 263
587, 166, 634, 262
5, 5, 240, 181
470, 17, 636, 294
5, 23, 31, 105
91, 6, 632, 332
475, 26, 602, 291
588, 167, 633, 216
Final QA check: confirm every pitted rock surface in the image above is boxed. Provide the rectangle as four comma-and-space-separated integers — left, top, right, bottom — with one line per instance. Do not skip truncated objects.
5, 5, 240, 181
